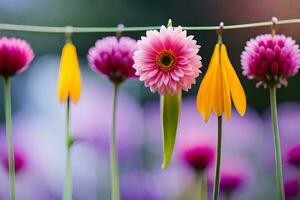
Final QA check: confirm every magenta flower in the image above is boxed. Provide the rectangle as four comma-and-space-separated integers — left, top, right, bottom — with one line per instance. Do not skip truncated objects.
1, 146, 27, 173
284, 178, 299, 198
0, 37, 34, 77
219, 171, 245, 194
182, 145, 214, 172
133, 26, 202, 95
208, 159, 249, 196
87, 36, 137, 83
180, 141, 214, 172
241, 34, 300, 87
287, 144, 300, 168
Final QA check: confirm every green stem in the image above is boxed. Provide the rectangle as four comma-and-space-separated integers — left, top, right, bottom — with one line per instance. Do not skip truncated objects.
110, 83, 120, 200
269, 86, 285, 200
3, 77, 15, 200
199, 172, 208, 200
63, 98, 73, 200
213, 116, 222, 200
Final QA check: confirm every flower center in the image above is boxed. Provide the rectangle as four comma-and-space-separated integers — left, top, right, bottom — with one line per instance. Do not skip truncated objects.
156, 50, 176, 71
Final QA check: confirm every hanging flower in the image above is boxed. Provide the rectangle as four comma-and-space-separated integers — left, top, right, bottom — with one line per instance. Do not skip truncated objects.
197, 43, 247, 122
0, 37, 34, 77
241, 34, 300, 88
133, 26, 202, 95
87, 36, 137, 83
57, 42, 81, 103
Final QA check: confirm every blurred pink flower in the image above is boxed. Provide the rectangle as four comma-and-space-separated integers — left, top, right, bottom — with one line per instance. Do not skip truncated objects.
133, 26, 202, 95
287, 144, 300, 168
178, 134, 215, 172
284, 178, 299, 199
208, 158, 250, 197
219, 170, 245, 194
0, 37, 34, 76
87, 36, 137, 83
1, 146, 27, 174
181, 145, 214, 172
241, 34, 300, 87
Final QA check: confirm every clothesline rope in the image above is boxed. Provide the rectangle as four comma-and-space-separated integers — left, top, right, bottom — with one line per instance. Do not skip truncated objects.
0, 18, 299, 33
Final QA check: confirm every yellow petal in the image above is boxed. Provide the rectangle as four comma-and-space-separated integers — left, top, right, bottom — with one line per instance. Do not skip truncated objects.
212, 52, 223, 117
197, 44, 220, 122
220, 44, 232, 120
57, 43, 81, 104
222, 44, 246, 116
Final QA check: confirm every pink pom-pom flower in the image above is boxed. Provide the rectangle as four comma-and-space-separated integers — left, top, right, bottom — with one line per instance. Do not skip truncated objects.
133, 26, 202, 95
241, 34, 300, 87
87, 36, 137, 83
0, 37, 34, 77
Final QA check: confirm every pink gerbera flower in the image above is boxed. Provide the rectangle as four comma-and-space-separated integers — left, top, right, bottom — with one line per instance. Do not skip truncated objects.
133, 26, 202, 95
0, 37, 34, 77
241, 34, 300, 87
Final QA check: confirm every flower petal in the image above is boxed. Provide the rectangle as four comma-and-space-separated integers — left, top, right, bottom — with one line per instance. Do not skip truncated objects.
220, 44, 232, 120
197, 44, 220, 122
57, 43, 81, 104
224, 45, 247, 116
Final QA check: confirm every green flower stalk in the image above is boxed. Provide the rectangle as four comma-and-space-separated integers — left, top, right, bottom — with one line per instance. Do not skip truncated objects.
110, 83, 120, 200
63, 98, 74, 200
269, 86, 284, 200
197, 23, 247, 200
0, 37, 34, 200
212, 116, 223, 200
57, 35, 82, 200
199, 173, 208, 200
87, 33, 138, 200
241, 18, 300, 199
3, 77, 16, 200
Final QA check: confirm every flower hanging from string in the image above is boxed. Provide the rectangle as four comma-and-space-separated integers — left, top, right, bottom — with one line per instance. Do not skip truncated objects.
57, 43, 81, 103
241, 34, 300, 88
87, 36, 137, 83
0, 37, 34, 76
87, 31, 137, 200
196, 35, 246, 122
240, 17, 300, 200
133, 19, 202, 169
57, 26, 82, 200
196, 22, 246, 200
0, 37, 34, 200
133, 25, 201, 95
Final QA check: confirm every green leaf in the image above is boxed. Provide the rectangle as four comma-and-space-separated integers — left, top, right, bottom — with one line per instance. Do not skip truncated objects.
161, 92, 181, 169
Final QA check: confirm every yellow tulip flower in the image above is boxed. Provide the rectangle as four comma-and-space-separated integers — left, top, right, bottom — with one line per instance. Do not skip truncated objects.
197, 43, 246, 122
57, 42, 81, 104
